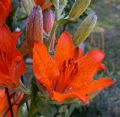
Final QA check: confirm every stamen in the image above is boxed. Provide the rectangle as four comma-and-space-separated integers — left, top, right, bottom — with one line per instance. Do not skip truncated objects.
55, 58, 78, 93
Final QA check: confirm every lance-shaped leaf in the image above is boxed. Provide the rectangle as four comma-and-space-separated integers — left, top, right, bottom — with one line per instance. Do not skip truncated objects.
59, 0, 68, 16
22, 0, 35, 14
73, 14, 97, 47
51, 0, 59, 9
69, 0, 91, 21
28, 79, 57, 117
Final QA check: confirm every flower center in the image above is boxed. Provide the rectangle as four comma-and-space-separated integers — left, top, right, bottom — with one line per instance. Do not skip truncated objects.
55, 58, 78, 93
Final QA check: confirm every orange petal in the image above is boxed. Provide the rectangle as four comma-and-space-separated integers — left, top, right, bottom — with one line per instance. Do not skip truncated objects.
34, 0, 46, 6
0, 0, 11, 22
77, 77, 115, 96
54, 31, 75, 69
42, 2, 52, 10
0, 72, 20, 88
11, 53, 26, 80
52, 77, 115, 103
0, 24, 21, 52
0, 24, 12, 52
98, 63, 106, 70
0, 89, 9, 117
52, 91, 89, 103
70, 49, 105, 87
74, 47, 85, 59
0, 24, 25, 89
33, 42, 59, 93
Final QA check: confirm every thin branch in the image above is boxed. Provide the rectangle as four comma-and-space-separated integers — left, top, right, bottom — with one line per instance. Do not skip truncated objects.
3, 92, 22, 117
21, 76, 29, 111
48, 22, 58, 50
5, 88, 14, 117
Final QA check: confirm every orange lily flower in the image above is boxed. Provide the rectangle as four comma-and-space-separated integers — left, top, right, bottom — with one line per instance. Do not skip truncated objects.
0, 23, 25, 89
0, 0, 11, 23
34, 0, 52, 10
0, 89, 23, 117
33, 31, 115, 103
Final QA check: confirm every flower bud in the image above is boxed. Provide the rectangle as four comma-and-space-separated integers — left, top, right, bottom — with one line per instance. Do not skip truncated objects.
26, 6, 43, 56
43, 9, 55, 33
73, 14, 97, 47
69, 0, 91, 21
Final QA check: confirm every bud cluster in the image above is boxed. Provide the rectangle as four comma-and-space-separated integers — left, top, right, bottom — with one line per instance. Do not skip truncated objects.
26, 5, 55, 56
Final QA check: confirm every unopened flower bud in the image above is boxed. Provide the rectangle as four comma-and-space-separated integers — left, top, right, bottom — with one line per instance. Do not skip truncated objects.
43, 9, 55, 33
69, 0, 91, 21
26, 6, 43, 56
73, 14, 97, 47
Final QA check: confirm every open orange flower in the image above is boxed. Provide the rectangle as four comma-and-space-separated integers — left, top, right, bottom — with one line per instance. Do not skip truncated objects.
34, 0, 52, 10
33, 31, 115, 103
0, 0, 11, 23
0, 23, 25, 89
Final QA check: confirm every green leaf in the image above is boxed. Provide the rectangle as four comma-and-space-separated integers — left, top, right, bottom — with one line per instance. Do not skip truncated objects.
17, 106, 24, 117
19, 95, 30, 107
66, 100, 83, 117
28, 95, 57, 117
57, 18, 70, 24
28, 79, 57, 117
51, 0, 59, 9
6, 2, 19, 29
22, 0, 35, 14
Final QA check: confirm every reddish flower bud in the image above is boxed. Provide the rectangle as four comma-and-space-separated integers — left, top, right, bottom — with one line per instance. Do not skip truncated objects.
43, 9, 55, 33
26, 6, 43, 56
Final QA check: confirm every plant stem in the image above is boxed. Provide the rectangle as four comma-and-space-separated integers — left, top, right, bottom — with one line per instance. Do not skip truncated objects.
26, 100, 29, 111
48, 22, 58, 51
21, 76, 29, 111
5, 88, 14, 117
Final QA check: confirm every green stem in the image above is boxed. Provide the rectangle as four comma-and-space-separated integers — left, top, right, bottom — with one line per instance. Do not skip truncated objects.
21, 76, 29, 111
48, 22, 58, 51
